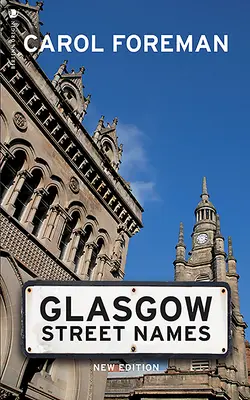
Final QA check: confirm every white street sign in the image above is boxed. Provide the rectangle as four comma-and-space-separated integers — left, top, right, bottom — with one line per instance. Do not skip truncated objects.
22, 282, 230, 357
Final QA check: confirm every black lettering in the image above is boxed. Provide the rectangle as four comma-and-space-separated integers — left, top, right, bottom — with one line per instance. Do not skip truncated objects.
150, 326, 164, 341
70, 326, 83, 341
40, 296, 60, 321
86, 326, 96, 341
100, 326, 111, 341
55, 326, 67, 341
199, 325, 210, 341
134, 326, 147, 341
167, 326, 181, 341
185, 296, 212, 321
66, 297, 83, 321
113, 326, 125, 341
161, 296, 182, 321
87, 297, 109, 321
113, 297, 131, 321
185, 325, 196, 341
42, 325, 53, 341
136, 296, 156, 321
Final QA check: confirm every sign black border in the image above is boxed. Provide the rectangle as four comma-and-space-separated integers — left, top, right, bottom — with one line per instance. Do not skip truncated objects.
21, 280, 231, 359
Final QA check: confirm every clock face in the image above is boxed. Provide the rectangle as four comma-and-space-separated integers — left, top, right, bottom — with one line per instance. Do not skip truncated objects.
196, 233, 208, 244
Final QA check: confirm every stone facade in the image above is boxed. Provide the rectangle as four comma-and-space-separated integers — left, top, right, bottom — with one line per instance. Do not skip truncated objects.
246, 342, 250, 385
0, 1, 143, 399
105, 178, 250, 399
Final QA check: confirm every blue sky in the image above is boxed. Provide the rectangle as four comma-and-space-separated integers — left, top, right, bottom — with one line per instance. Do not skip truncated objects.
37, 0, 250, 340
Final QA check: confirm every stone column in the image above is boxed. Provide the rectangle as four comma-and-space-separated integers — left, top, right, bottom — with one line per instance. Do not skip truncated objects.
214, 216, 227, 281
96, 255, 107, 281
21, 188, 46, 231
41, 206, 70, 257
2, 170, 30, 214
66, 229, 82, 269
42, 204, 61, 240
235, 326, 248, 385
79, 243, 95, 280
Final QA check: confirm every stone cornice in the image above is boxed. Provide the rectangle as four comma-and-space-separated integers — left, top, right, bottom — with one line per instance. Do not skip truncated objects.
232, 312, 248, 329
226, 271, 239, 279
173, 258, 186, 266
3, 22, 142, 210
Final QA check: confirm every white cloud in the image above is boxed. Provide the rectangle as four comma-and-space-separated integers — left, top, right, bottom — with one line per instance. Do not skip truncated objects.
116, 122, 158, 205
130, 181, 158, 206
117, 123, 148, 175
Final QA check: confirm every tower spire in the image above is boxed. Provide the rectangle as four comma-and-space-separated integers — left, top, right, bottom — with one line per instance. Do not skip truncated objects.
177, 222, 185, 246
52, 60, 68, 87
215, 214, 223, 238
202, 176, 208, 195
174, 222, 186, 279
112, 117, 118, 128
228, 236, 236, 260
194, 177, 216, 229
95, 115, 105, 132
201, 176, 210, 201
93, 115, 105, 142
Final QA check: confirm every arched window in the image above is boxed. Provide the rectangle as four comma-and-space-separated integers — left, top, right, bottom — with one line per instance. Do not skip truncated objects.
0, 150, 26, 201
73, 225, 92, 271
32, 186, 58, 237
16, 20, 29, 36
63, 86, 78, 110
87, 238, 104, 280
102, 142, 113, 162
59, 211, 80, 260
13, 169, 42, 220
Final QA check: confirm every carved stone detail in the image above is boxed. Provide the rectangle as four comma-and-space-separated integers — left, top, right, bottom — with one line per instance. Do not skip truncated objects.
1, 54, 142, 237
0, 212, 75, 281
69, 176, 80, 193
13, 112, 27, 131
0, 388, 20, 399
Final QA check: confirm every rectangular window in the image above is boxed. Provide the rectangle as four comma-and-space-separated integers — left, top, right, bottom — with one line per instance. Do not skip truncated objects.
191, 359, 209, 371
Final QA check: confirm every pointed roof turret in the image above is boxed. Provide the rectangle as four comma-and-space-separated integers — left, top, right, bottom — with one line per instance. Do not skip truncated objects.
215, 214, 223, 238
177, 222, 185, 247
59, 65, 85, 92
195, 177, 216, 214
198, 176, 214, 206
4, 0, 43, 53
202, 176, 208, 196
193, 177, 217, 232
228, 236, 236, 261
54, 63, 88, 122
174, 222, 186, 265
52, 60, 68, 87
92, 115, 122, 171
112, 117, 118, 128
36, 1, 44, 11
94, 115, 105, 134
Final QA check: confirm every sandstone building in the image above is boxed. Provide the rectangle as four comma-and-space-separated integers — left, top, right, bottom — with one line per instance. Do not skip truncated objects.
0, 1, 143, 399
105, 178, 250, 399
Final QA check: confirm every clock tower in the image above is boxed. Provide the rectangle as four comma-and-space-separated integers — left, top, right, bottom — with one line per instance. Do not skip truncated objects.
105, 177, 250, 399
174, 177, 227, 282
170, 177, 248, 395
